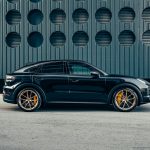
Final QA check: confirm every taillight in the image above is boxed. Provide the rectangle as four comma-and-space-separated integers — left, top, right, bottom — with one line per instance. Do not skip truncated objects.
6, 75, 16, 82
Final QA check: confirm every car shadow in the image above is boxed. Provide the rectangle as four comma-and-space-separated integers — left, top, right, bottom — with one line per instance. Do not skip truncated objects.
39, 103, 115, 112
39, 104, 150, 112
133, 104, 150, 112
1, 103, 150, 112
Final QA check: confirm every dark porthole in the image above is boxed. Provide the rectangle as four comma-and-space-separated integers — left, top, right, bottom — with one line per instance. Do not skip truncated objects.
7, 0, 19, 4
119, 7, 135, 22
6, 10, 21, 25
95, 31, 112, 46
72, 8, 89, 24
72, 31, 89, 46
53, 0, 63, 1
95, 7, 112, 23
142, 7, 150, 21
119, 30, 135, 45
50, 9, 66, 24
28, 9, 43, 25
28, 32, 43, 48
50, 31, 66, 47
142, 30, 150, 44
6, 32, 21, 48
30, 0, 41, 3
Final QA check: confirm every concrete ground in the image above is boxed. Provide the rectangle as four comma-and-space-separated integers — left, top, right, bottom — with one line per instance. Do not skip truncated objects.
0, 95, 150, 150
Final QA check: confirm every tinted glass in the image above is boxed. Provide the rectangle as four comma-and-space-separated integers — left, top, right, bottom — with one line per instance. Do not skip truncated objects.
41, 62, 64, 74
68, 62, 96, 76
25, 65, 40, 73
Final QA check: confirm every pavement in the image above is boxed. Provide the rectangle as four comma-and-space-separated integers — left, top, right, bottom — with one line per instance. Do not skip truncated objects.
0, 95, 150, 150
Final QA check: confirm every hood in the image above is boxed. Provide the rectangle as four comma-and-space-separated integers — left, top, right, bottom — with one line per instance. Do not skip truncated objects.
106, 74, 136, 78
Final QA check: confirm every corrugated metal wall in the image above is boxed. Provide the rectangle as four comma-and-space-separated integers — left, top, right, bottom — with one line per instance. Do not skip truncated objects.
0, 0, 150, 79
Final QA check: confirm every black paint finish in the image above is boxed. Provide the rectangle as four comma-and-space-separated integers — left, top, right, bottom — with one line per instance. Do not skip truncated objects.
3, 60, 150, 105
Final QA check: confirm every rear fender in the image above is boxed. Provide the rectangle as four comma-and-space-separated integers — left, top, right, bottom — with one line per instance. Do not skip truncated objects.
13, 83, 47, 104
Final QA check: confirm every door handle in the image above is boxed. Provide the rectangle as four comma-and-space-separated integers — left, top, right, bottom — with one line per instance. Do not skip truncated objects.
71, 79, 79, 83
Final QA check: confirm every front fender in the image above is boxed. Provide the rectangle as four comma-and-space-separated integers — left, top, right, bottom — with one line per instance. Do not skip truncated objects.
107, 83, 143, 105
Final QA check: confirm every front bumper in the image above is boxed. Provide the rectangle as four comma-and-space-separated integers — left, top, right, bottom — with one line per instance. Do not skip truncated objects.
141, 95, 150, 104
140, 86, 150, 104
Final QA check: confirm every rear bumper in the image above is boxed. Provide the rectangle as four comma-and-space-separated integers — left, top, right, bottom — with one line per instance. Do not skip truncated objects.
3, 87, 17, 104
3, 97, 17, 104
3, 81, 23, 104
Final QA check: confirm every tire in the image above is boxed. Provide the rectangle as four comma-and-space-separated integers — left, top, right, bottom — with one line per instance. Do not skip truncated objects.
17, 88, 42, 112
112, 87, 138, 112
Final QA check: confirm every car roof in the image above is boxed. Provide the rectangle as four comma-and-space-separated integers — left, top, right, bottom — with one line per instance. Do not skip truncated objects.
14, 60, 88, 73
14, 59, 108, 75
25, 60, 88, 66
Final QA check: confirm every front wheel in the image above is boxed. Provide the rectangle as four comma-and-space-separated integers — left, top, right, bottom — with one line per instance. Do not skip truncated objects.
17, 88, 42, 112
112, 88, 138, 112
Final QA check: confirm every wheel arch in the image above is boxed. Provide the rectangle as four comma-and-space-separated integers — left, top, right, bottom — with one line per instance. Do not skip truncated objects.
107, 83, 143, 105
13, 83, 47, 105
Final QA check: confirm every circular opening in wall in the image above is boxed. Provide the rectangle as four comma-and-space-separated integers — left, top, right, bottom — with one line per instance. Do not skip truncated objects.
50, 9, 66, 24
72, 8, 89, 24
50, 31, 66, 47
28, 9, 43, 25
30, 0, 41, 3
119, 7, 135, 22
119, 30, 135, 45
95, 31, 112, 46
6, 32, 21, 48
142, 7, 150, 21
53, 0, 63, 1
28, 32, 43, 48
95, 7, 112, 23
6, 10, 21, 25
7, 0, 19, 4
72, 31, 89, 46
142, 30, 150, 44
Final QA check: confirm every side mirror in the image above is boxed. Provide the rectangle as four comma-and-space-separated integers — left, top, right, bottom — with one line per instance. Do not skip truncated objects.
91, 72, 99, 79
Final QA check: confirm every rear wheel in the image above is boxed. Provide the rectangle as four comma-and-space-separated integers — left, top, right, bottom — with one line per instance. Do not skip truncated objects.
112, 88, 138, 112
17, 88, 42, 112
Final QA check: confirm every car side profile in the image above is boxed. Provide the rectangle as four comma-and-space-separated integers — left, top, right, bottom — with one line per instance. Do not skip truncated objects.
3, 60, 150, 112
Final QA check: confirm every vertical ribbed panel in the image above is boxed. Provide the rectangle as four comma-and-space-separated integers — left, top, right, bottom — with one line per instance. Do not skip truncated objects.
0, 0, 150, 79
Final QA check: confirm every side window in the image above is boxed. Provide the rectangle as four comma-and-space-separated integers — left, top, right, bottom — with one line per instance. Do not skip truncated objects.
68, 62, 94, 76
41, 62, 65, 74
25, 65, 41, 73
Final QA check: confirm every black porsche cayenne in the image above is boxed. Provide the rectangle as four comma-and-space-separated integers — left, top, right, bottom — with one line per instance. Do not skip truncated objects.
3, 60, 150, 112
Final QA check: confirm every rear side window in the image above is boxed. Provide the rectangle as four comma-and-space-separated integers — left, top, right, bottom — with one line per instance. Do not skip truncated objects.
41, 62, 65, 74
25, 65, 41, 73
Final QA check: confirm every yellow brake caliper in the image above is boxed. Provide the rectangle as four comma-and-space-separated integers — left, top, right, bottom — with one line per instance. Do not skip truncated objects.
33, 96, 38, 105
116, 91, 123, 106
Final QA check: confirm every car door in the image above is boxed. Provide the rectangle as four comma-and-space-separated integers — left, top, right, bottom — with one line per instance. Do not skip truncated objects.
33, 61, 70, 102
67, 61, 107, 103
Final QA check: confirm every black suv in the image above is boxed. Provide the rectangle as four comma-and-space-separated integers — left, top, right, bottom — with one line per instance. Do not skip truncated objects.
3, 60, 150, 112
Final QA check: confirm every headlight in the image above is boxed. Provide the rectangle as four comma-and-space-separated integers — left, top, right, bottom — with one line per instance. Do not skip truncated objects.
6, 75, 15, 82
137, 78, 146, 84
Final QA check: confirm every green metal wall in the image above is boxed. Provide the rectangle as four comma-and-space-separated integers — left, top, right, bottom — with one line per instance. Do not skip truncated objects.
0, 0, 150, 79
